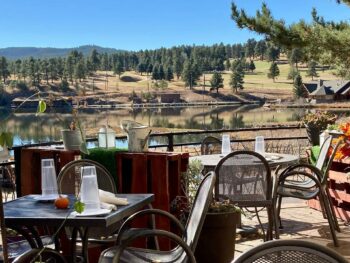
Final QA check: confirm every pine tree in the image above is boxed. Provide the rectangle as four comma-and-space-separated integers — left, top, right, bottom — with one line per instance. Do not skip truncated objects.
41, 59, 49, 84
293, 73, 305, 98
113, 60, 124, 79
152, 64, 160, 80
306, 61, 319, 80
48, 58, 58, 83
210, 71, 224, 93
181, 59, 201, 89
74, 59, 86, 82
249, 60, 256, 72
165, 66, 174, 81
225, 59, 231, 71
229, 60, 244, 93
65, 56, 74, 83
0, 56, 10, 83
89, 49, 100, 71
267, 62, 280, 82
287, 66, 299, 80
158, 64, 165, 80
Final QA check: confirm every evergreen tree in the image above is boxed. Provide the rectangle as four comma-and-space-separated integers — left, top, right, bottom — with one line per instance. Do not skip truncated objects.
65, 56, 74, 83
249, 60, 256, 72
210, 71, 224, 93
266, 45, 280, 62
267, 62, 280, 82
293, 73, 305, 98
74, 59, 86, 82
0, 56, 10, 83
287, 66, 299, 80
41, 59, 49, 84
225, 59, 231, 71
288, 48, 304, 70
165, 66, 174, 81
147, 63, 153, 75
20, 59, 28, 81
254, 40, 267, 60
173, 56, 183, 79
306, 60, 319, 80
245, 38, 257, 59
137, 62, 146, 75
152, 64, 160, 80
113, 60, 124, 79
90, 49, 100, 71
229, 60, 244, 93
158, 64, 165, 80
48, 58, 58, 83
181, 59, 201, 89
56, 57, 64, 80
101, 53, 110, 71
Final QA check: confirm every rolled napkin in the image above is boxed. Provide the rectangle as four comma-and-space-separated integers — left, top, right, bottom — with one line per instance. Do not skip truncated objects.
99, 189, 129, 205
100, 202, 117, 211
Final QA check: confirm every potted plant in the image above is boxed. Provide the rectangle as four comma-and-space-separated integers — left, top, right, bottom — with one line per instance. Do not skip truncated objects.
60, 109, 85, 152
302, 111, 336, 146
177, 159, 241, 263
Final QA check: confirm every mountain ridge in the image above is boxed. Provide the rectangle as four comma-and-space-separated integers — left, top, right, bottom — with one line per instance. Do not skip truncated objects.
0, 45, 124, 60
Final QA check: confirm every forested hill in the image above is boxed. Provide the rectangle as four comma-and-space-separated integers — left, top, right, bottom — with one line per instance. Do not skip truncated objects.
0, 45, 122, 60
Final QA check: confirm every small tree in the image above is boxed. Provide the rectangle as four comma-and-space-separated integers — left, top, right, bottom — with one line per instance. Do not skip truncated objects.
293, 73, 306, 98
229, 61, 244, 93
210, 71, 224, 93
165, 66, 174, 81
306, 60, 319, 80
249, 60, 256, 72
113, 61, 124, 79
287, 66, 299, 80
225, 59, 231, 71
267, 62, 280, 82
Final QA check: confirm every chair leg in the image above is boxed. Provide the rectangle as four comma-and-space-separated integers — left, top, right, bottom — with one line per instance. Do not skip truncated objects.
319, 191, 339, 247
277, 195, 283, 229
254, 207, 266, 241
325, 187, 340, 232
272, 197, 280, 239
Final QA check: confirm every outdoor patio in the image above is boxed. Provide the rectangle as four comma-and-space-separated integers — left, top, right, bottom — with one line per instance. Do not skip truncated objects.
236, 198, 350, 261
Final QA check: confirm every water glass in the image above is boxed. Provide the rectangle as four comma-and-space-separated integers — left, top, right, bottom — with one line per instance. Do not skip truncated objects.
80, 166, 100, 211
255, 136, 265, 156
221, 134, 231, 155
41, 159, 58, 198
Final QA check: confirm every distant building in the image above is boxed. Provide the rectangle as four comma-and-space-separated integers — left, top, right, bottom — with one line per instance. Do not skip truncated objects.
303, 79, 350, 102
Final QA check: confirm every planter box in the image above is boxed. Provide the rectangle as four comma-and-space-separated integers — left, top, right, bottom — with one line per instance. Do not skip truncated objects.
307, 159, 350, 223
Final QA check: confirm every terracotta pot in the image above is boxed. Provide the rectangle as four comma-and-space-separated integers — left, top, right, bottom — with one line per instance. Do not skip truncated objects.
195, 211, 240, 263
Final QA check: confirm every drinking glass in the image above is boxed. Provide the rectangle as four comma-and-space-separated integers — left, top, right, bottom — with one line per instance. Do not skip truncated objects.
255, 136, 265, 156
41, 159, 58, 198
221, 134, 231, 155
80, 166, 100, 211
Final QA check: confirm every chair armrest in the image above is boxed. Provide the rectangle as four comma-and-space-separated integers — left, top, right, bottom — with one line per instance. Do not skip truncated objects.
13, 248, 67, 263
116, 209, 185, 245
278, 171, 322, 190
279, 164, 324, 183
111, 229, 196, 263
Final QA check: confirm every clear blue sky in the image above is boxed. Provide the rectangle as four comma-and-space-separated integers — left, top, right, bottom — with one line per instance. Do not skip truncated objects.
0, 0, 349, 50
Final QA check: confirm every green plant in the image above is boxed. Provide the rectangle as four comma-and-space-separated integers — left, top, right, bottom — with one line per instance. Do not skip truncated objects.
182, 159, 203, 205
208, 199, 241, 214
302, 111, 337, 130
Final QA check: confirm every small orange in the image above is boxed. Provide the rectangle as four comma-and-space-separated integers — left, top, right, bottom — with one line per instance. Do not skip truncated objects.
54, 195, 70, 209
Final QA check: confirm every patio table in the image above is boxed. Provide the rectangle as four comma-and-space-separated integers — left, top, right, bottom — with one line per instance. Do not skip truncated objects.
3, 193, 154, 263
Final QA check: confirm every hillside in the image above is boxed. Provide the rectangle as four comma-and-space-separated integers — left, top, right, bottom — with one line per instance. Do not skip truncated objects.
0, 45, 123, 60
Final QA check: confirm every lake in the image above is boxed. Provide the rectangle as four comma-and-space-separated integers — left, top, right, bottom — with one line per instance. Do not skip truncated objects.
1, 105, 307, 147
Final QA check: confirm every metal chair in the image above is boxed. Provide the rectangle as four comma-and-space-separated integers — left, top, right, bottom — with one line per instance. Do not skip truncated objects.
98, 171, 216, 263
12, 248, 67, 263
274, 136, 341, 246
233, 239, 348, 263
214, 150, 276, 241
201, 136, 222, 155
57, 159, 116, 196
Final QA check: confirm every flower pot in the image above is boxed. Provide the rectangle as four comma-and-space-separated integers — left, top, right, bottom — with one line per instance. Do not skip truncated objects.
195, 211, 240, 263
305, 124, 322, 146
61, 129, 83, 151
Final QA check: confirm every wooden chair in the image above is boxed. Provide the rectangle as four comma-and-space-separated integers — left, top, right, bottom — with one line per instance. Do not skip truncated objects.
98, 172, 216, 263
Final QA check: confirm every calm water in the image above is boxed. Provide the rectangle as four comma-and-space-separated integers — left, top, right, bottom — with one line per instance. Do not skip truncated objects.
0, 105, 307, 147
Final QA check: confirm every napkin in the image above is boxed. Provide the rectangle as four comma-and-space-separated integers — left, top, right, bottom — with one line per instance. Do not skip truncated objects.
100, 202, 117, 211
99, 189, 129, 205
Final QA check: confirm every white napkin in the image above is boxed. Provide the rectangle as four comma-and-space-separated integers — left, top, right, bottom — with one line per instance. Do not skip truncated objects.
100, 202, 117, 211
99, 189, 129, 206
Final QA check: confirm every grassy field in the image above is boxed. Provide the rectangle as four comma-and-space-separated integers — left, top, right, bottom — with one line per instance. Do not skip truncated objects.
8, 59, 339, 103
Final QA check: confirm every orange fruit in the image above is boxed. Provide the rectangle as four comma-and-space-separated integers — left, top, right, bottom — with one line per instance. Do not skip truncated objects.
54, 196, 70, 209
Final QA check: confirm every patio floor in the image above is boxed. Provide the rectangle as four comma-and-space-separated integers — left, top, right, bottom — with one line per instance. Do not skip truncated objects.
235, 198, 350, 262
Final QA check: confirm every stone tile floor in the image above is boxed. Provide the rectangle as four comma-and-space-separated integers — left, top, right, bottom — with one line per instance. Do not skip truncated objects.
235, 199, 350, 262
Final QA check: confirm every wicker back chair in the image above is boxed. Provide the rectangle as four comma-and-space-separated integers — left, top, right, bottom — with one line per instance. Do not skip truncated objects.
57, 159, 116, 196
201, 136, 222, 155
214, 150, 276, 241
99, 172, 216, 263
275, 136, 342, 247
233, 239, 348, 263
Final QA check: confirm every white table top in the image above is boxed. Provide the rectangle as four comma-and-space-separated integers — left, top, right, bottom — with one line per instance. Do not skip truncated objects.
189, 152, 299, 169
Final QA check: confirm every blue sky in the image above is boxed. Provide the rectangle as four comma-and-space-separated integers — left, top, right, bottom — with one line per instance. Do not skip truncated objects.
0, 0, 349, 50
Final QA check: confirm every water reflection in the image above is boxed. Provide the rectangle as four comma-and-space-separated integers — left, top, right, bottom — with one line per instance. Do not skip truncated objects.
2, 105, 309, 146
